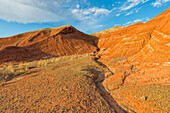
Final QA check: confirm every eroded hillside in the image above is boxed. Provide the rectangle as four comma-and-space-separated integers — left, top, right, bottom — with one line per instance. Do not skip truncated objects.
97, 7, 170, 112
0, 25, 98, 64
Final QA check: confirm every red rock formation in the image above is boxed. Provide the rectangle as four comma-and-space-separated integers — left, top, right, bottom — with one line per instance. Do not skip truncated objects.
0, 25, 98, 64
98, 7, 170, 112
98, 8, 170, 63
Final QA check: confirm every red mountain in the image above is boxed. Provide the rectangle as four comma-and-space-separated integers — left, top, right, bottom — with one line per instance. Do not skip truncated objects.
0, 25, 98, 64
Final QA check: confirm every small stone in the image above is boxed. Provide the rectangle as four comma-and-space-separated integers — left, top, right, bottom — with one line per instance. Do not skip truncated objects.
141, 96, 147, 101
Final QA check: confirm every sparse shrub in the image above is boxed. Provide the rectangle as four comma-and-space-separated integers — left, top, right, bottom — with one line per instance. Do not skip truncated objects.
6, 64, 15, 73
3, 65, 7, 70
4, 75, 8, 79
44, 62, 48, 66
71, 55, 78, 59
141, 96, 147, 101
37, 60, 43, 67
23, 62, 29, 66
50, 58, 56, 63
16, 77, 22, 81
14, 69, 25, 76
18, 62, 24, 69
0, 82, 5, 87
55, 58, 60, 62
24, 66, 29, 71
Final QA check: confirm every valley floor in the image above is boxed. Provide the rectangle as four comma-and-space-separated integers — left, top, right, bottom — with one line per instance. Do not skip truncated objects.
0, 54, 169, 113
0, 54, 125, 113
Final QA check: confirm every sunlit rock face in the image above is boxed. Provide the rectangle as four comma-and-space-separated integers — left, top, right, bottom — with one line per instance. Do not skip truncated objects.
97, 8, 170, 113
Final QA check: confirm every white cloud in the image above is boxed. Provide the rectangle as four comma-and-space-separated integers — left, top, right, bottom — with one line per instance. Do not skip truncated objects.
152, 0, 170, 7
114, 24, 121, 26
93, 8, 112, 16
96, 25, 104, 28
0, 0, 111, 33
76, 4, 80, 8
75, 18, 104, 33
71, 7, 112, 20
124, 17, 150, 25
116, 14, 121, 16
0, 0, 74, 23
124, 21, 133, 25
125, 11, 134, 15
120, 0, 149, 11
133, 19, 143, 22
133, 17, 150, 23
0, 0, 112, 23
135, 7, 141, 12
0, 0, 156, 34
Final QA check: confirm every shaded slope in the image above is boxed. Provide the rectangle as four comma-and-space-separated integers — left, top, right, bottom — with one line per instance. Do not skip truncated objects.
0, 25, 98, 64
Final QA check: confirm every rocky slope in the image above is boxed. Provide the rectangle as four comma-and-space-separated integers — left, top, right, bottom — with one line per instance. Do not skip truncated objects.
0, 25, 98, 64
97, 7, 170, 112
98, 8, 170, 63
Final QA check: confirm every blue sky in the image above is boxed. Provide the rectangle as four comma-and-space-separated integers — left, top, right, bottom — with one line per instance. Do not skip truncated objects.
0, 0, 170, 38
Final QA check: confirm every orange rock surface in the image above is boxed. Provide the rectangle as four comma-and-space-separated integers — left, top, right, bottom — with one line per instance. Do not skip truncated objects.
0, 25, 98, 64
98, 8, 170, 62
98, 7, 170, 112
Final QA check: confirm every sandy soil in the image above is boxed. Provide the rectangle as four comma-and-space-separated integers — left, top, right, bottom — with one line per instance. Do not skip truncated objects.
0, 54, 126, 113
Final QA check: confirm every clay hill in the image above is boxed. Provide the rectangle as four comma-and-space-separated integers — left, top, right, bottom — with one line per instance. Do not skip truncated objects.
90, 26, 124, 37
0, 7, 170, 113
0, 25, 98, 64
98, 7, 170, 63
97, 7, 170, 112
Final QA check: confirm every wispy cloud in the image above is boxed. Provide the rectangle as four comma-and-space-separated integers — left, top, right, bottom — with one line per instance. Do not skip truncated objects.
152, 0, 170, 7
116, 14, 121, 16
135, 7, 141, 12
124, 21, 133, 25
76, 4, 80, 8
71, 7, 112, 20
134, 19, 143, 22
114, 0, 147, 17
120, 0, 149, 11
0, 0, 74, 23
0, 0, 113, 23
70, 6, 112, 32
124, 17, 150, 25
125, 11, 134, 15
0, 0, 113, 33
